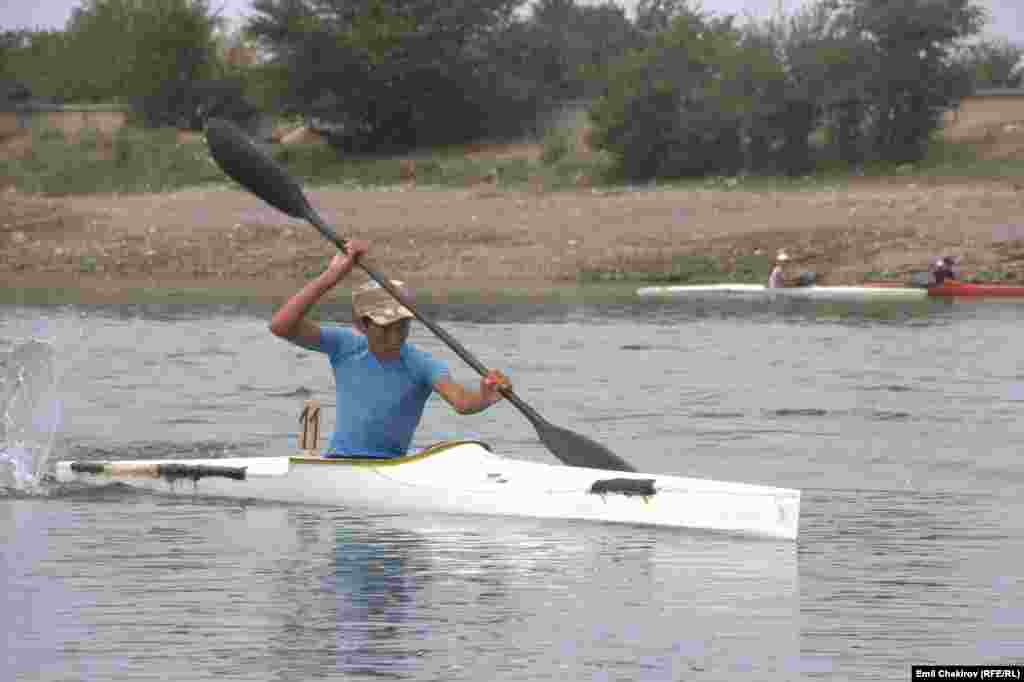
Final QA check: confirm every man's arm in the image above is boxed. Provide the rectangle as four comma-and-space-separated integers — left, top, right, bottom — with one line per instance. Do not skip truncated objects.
434, 370, 511, 415
269, 241, 368, 349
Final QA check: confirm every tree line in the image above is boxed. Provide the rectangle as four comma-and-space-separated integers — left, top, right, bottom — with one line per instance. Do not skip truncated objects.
1, 0, 1021, 180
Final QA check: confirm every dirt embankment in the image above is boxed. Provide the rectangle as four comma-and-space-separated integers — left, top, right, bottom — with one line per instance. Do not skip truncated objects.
3, 97, 1024, 302
2, 173, 1023, 303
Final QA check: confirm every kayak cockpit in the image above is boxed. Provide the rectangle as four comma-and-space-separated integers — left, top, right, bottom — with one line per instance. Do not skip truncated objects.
289, 439, 494, 466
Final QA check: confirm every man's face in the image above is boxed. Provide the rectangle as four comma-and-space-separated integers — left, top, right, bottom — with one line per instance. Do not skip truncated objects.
364, 318, 411, 357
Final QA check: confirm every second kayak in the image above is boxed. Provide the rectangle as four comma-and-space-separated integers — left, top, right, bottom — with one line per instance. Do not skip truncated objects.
636, 284, 927, 301
927, 281, 1024, 298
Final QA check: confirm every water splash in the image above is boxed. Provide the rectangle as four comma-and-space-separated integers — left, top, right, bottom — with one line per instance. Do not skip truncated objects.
1, 338, 63, 493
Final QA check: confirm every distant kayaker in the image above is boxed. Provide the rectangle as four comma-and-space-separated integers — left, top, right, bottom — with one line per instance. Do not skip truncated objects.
930, 256, 960, 286
269, 240, 511, 459
768, 251, 789, 288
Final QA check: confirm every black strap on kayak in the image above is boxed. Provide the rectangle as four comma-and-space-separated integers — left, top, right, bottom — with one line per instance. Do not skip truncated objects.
589, 478, 657, 498
158, 463, 247, 482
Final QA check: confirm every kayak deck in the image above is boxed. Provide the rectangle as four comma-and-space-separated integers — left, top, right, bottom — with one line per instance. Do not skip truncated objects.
637, 283, 926, 300
56, 441, 800, 541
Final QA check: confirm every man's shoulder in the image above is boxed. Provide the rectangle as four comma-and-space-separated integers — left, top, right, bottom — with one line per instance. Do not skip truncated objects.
321, 325, 363, 340
401, 343, 449, 379
321, 325, 367, 355
403, 342, 445, 360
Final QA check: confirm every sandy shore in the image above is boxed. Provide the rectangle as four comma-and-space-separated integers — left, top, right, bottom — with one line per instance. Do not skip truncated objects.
2, 177, 1023, 304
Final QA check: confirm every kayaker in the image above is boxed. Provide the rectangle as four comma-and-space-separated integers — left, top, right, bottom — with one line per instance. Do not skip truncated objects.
930, 256, 960, 286
768, 251, 789, 288
269, 240, 511, 459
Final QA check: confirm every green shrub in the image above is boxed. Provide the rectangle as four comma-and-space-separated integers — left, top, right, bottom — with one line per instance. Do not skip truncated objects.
731, 254, 773, 282
79, 256, 98, 273
662, 255, 723, 283
864, 270, 903, 281
965, 270, 1013, 283
541, 128, 572, 165
76, 127, 102, 154
577, 252, 776, 285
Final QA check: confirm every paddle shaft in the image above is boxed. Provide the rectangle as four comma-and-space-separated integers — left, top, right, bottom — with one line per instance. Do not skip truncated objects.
305, 210, 546, 427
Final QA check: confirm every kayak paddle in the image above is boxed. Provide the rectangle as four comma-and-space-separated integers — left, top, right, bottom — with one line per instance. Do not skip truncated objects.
204, 118, 635, 472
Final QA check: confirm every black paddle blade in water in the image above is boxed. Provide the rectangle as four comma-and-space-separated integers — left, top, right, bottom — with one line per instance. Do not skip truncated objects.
205, 119, 311, 220
536, 420, 636, 472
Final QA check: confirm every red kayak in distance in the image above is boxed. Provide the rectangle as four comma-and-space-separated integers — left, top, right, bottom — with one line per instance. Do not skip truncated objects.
927, 280, 1024, 298
863, 280, 1024, 298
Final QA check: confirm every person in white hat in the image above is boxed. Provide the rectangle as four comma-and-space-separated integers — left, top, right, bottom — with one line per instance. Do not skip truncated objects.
768, 251, 789, 288
269, 240, 511, 458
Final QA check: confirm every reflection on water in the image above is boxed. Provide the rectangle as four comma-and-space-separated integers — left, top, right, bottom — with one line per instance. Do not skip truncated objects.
2, 496, 797, 681
266, 517, 433, 679
330, 525, 429, 677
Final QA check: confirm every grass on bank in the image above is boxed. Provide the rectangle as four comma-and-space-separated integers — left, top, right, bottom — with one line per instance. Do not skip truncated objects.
5, 119, 1021, 198
0, 120, 618, 195
1, 124, 225, 195
308, 131, 1024, 191
273, 140, 614, 190
577, 254, 775, 285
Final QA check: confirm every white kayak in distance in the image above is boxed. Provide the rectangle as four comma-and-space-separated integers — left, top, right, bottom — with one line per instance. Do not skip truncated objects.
55, 440, 800, 541
637, 283, 927, 301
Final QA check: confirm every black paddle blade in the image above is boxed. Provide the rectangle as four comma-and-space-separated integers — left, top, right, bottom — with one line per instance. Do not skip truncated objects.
536, 420, 635, 472
205, 118, 311, 220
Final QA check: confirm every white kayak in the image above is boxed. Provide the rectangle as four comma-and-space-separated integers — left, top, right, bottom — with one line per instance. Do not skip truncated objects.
637, 283, 926, 300
55, 441, 800, 541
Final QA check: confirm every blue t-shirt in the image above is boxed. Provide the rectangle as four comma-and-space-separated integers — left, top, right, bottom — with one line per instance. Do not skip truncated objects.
318, 326, 449, 457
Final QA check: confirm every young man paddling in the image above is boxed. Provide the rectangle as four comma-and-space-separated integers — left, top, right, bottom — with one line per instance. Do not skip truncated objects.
270, 240, 510, 458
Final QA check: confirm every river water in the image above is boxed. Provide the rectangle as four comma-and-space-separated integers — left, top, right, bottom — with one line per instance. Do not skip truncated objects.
2, 297, 1022, 681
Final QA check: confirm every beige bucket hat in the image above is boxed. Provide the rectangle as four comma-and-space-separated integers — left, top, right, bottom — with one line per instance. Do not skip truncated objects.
352, 280, 414, 325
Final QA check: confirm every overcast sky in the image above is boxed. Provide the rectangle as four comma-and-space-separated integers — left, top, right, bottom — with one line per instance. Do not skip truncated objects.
2, 0, 1021, 43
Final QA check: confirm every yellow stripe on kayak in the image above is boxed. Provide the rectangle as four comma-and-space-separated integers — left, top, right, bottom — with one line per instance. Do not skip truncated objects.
289, 440, 492, 467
